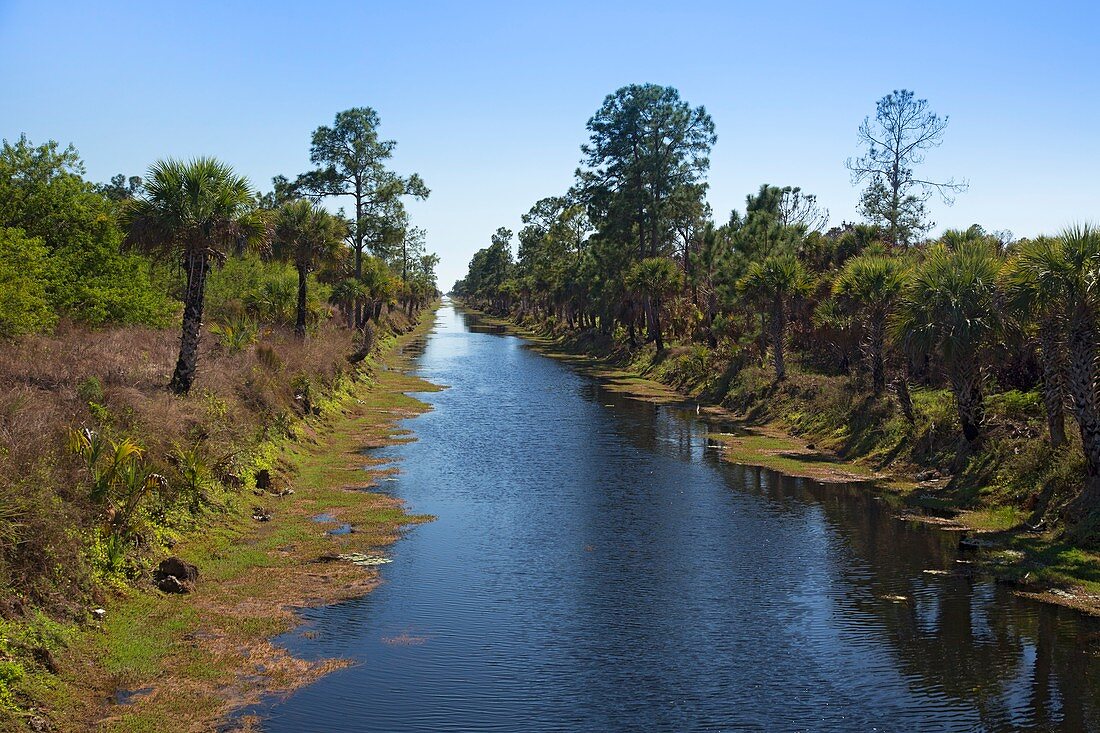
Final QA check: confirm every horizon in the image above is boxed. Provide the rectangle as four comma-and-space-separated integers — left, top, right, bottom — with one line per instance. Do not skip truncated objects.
2, 0, 1098, 288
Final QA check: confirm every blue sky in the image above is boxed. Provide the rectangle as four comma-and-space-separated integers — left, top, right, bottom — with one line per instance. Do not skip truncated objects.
2, 1, 1098, 288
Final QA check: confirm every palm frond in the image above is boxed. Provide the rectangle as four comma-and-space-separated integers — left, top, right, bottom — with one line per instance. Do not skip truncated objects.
122, 156, 269, 262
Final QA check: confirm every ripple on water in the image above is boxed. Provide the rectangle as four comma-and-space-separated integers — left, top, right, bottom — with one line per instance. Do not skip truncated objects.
243, 306, 1100, 733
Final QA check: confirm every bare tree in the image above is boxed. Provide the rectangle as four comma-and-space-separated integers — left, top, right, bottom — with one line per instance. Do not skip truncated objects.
778, 186, 829, 232
846, 90, 967, 246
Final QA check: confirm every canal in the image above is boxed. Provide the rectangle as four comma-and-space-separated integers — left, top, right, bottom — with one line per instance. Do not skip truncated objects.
251, 303, 1100, 732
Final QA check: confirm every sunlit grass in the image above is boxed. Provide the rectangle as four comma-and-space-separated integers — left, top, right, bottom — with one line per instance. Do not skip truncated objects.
22, 309, 442, 732
959, 506, 1027, 532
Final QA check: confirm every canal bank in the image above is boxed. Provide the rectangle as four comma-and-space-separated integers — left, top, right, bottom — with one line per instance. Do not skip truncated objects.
248, 303, 1100, 732
35, 309, 443, 733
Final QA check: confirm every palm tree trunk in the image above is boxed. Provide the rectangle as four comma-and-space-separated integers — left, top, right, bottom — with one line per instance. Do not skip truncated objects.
169, 250, 209, 395
891, 374, 915, 423
949, 360, 984, 443
770, 296, 786, 381
295, 264, 308, 338
705, 289, 718, 348
355, 297, 367, 328
867, 315, 886, 395
1038, 318, 1066, 447
758, 311, 768, 364
643, 296, 657, 346
652, 297, 664, 352
1066, 320, 1100, 514
348, 319, 376, 364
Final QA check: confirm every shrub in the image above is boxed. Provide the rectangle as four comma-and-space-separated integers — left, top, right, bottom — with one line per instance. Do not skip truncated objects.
0, 228, 55, 338
0, 659, 24, 711
76, 376, 104, 403
209, 315, 258, 354
205, 255, 332, 328
48, 237, 176, 328
658, 344, 714, 392
0, 137, 175, 329
987, 389, 1043, 422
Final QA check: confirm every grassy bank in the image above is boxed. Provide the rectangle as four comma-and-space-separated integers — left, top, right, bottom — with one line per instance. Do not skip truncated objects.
462, 305, 1100, 614
0, 307, 441, 732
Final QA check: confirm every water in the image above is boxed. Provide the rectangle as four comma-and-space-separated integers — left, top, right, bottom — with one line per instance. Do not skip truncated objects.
251, 304, 1100, 732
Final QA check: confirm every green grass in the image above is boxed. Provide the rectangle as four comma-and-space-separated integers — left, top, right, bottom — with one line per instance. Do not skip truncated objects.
709, 430, 881, 482
959, 505, 1028, 532
998, 537, 1100, 595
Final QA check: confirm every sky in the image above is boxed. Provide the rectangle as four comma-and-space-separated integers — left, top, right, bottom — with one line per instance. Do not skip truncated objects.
2, 1, 1098, 289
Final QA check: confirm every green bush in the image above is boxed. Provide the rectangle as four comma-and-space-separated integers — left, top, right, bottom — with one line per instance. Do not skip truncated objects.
76, 376, 105, 403
0, 136, 176, 330
0, 228, 55, 338
86, 528, 136, 585
0, 659, 24, 711
0, 611, 75, 713
210, 315, 258, 354
205, 255, 332, 327
658, 344, 714, 392
987, 389, 1043, 422
48, 235, 176, 327
724, 364, 775, 411
912, 387, 956, 428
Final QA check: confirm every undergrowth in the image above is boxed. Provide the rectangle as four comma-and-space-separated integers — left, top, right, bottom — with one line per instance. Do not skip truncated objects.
0, 308, 423, 729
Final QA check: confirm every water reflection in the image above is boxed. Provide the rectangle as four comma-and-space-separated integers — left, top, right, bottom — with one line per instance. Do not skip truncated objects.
246, 305, 1100, 732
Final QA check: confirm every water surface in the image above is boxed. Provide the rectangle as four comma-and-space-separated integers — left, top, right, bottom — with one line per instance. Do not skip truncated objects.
252, 304, 1100, 732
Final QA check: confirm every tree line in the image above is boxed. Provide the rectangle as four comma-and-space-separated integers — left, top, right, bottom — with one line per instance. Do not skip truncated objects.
454, 84, 1100, 523
2, 106, 440, 394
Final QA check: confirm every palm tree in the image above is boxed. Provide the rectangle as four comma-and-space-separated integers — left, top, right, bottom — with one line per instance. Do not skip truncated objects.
1003, 226, 1100, 514
330, 277, 365, 329
625, 256, 683, 352
833, 251, 908, 394
359, 255, 396, 322
1000, 236, 1068, 447
939, 224, 990, 250
893, 241, 1002, 443
124, 158, 269, 395
1058, 224, 1100, 516
737, 253, 814, 381
273, 199, 347, 337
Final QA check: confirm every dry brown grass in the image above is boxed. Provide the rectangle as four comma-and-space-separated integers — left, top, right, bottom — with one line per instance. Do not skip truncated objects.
36, 309, 441, 733
0, 318, 359, 613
